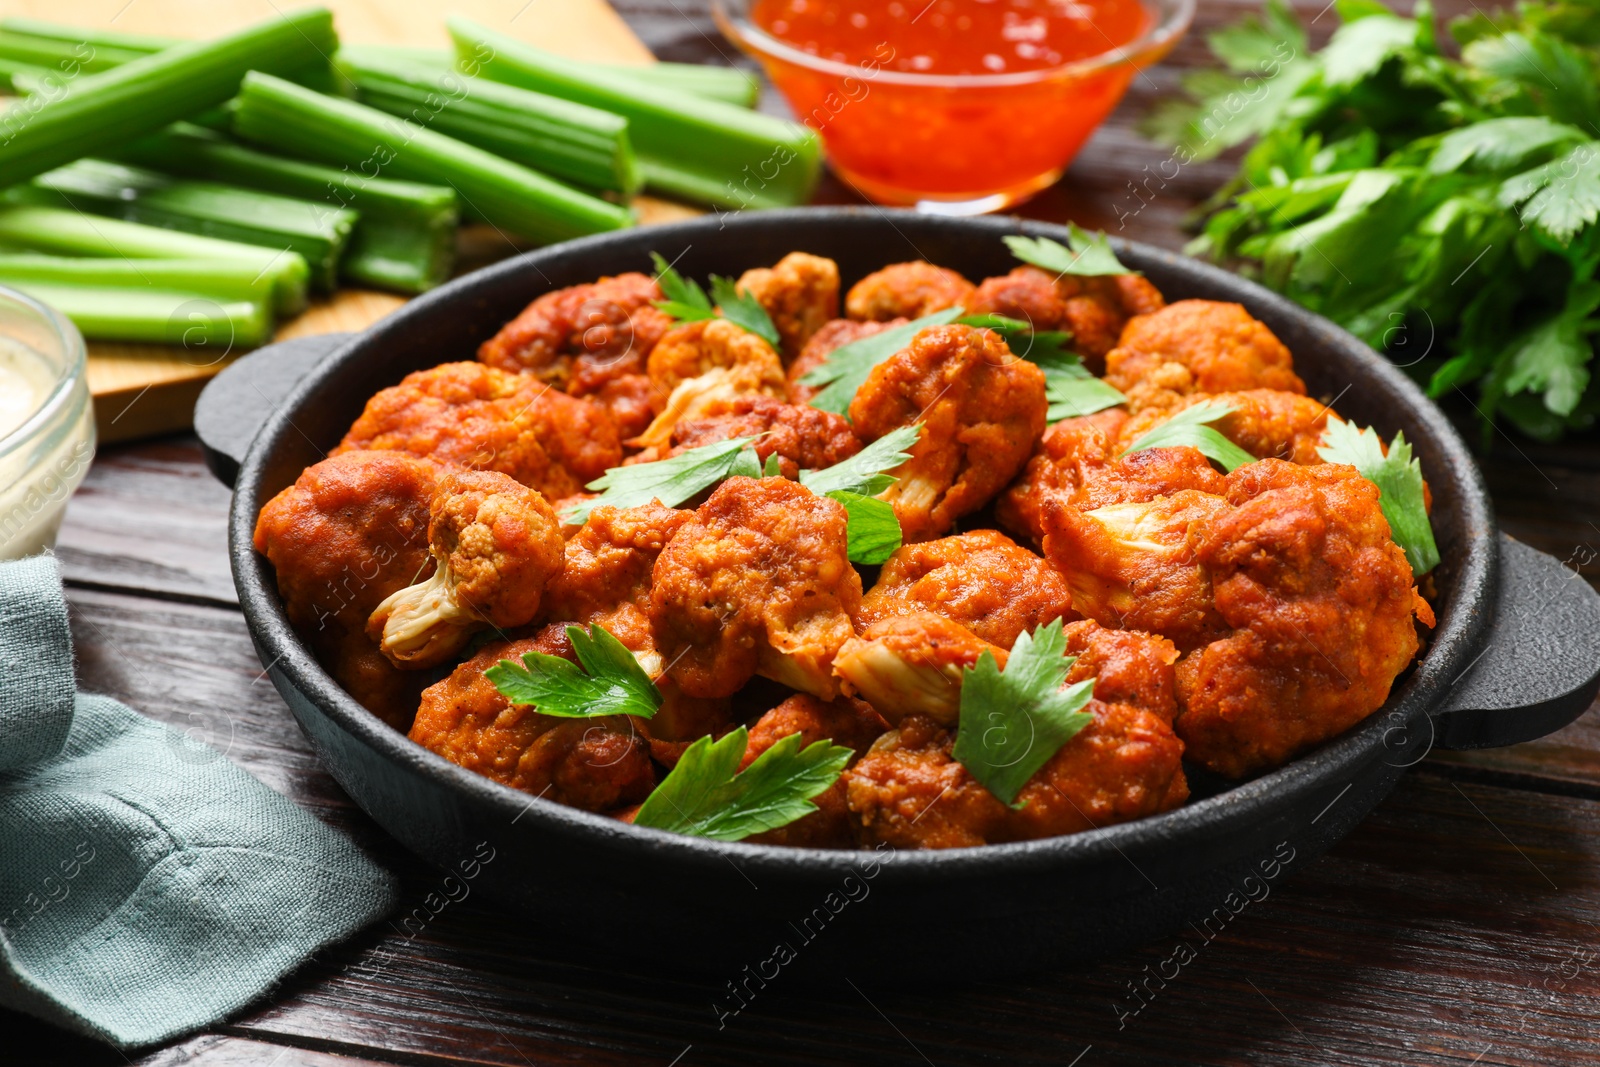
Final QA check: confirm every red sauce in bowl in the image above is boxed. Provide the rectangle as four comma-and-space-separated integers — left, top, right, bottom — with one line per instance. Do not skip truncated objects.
732, 0, 1173, 210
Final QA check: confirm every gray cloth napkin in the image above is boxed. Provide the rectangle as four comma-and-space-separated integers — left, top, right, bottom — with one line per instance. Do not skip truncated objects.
0, 554, 397, 1048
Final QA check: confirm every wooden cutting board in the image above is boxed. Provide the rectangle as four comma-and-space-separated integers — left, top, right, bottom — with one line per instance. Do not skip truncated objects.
14, 0, 702, 443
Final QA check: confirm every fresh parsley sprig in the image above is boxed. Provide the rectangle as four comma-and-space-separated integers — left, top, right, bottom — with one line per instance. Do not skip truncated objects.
800, 308, 964, 416
952, 619, 1096, 806
484, 624, 662, 719
1003, 224, 1135, 278
650, 252, 782, 348
1118, 400, 1256, 472
632, 727, 854, 841
825, 491, 903, 565
564, 435, 762, 524
1316, 421, 1440, 576
797, 424, 922, 497
958, 313, 1128, 421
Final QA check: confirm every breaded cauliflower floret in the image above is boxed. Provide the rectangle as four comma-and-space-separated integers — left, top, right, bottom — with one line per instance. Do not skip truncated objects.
833, 612, 1007, 727
1117, 388, 1340, 466
635, 318, 789, 448
649, 477, 862, 700
997, 408, 1227, 547
669, 394, 861, 479
741, 694, 889, 848
1041, 489, 1232, 652
787, 317, 906, 405
858, 530, 1074, 648
849, 323, 1048, 542
477, 272, 674, 395
844, 622, 1187, 849
966, 265, 1167, 371
1105, 300, 1306, 413
410, 629, 655, 810
586, 373, 656, 440
334, 362, 621, 499
736, 252, 840, 359
367, 471, 565, 669
1174, 460, 1435, 778
253, 450, 440, 729
539, 501, 696, 651
846, 261, 974, 321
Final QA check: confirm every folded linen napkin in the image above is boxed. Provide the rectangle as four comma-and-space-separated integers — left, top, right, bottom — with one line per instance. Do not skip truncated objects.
0, 555, 396, 1048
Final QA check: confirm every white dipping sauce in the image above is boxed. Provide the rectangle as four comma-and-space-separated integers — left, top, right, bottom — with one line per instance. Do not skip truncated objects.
0, 335, 94, 560
0, 343, 49, 439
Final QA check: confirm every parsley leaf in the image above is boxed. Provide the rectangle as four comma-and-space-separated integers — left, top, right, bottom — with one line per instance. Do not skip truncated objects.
826, 490, 903, 565
565, 435, 761, 524
951, 619, 1096, 807
649, 252, 782, 347
1003, 225, 1134, 277
798, 423, 922, 497
800, 307, 965, 416
484, 623, 662, 719
632, 727, 854, 841
1428, 116, 1586, 175
762, 451, 784, 477
1118, 400, 1256, 471
1498, 143, 1600, 242
1316, 421, 1440, 576
709, 275, 782, 349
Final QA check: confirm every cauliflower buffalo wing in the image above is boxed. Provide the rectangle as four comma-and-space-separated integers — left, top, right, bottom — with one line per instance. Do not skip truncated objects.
858, 530, 1074, 647
1105, 300, 1306, 413
844, 622, 1187, 849
476, 272, 673, 394
668, 394, 861, 478
833, 612, 1006, 726
410, 629, 655, 809
253, 450, 440, 729
1174, 461, 1434, 778
965, 266, 1166, 370
649, 477, 862, 700
741, 694, 889, 848
367, 470, 565, 669
635, 318, 789, 447
850, 323, 1048, 542
845, 261, 974, 321
736, 252, 840, 359
787, 317, 906, 405
335, 362, 620, 499
1117, 389, 1339, 466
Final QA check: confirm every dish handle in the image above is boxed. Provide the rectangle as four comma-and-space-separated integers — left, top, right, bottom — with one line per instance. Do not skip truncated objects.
1428, 534, 1600, 750
195, 333, 351, 489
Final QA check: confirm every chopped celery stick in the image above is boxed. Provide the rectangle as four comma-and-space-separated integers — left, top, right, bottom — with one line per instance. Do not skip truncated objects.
7, 281, 271, 348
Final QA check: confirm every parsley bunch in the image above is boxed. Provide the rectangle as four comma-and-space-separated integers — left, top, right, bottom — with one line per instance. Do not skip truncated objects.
1147, 0, 1600, 440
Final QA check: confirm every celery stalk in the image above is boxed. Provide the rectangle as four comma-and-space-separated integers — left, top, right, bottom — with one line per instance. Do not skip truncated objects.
231, 72, 632, 245
7, 280, 271, 348
0, 7, 337, 188
0, 33, 144, 73
448, 16, 818, 210
15, 158, 356, 292
0, 19, 176, 55
116, 122, 458, 293
0, 253, 276, 306
336, 50, 639, 195
0, 205, 309, 316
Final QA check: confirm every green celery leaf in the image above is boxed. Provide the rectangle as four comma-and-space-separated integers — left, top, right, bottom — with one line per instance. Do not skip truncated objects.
952, 619, 1096, 807
632, 727, 854, 841
1047, 376, 1127, 422
1318, 13, 1420, 88
1499, 144, 1600, 242
1003, 225, 1134, 277
566, 435, 760, 524
1500, 282, 1600, 416
801, 307, 964, 416
762, 451, 783, 477
484, 623, 662, 719
650, 251, 711, 311
1316, 421, 1440, 575
798, 423, 922, 497
826, 490, 903, 565
1118, 400, 1256, 471
709, 274, 782, 348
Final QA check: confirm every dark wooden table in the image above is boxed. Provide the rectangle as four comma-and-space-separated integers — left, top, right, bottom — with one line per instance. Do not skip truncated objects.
14, 2, 1600, 1064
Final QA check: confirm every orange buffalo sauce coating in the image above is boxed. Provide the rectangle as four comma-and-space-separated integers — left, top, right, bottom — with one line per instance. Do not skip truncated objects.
749, 0, 1157, 204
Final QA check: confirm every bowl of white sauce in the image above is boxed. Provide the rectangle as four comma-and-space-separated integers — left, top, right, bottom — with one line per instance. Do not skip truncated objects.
0, 285, 94, 560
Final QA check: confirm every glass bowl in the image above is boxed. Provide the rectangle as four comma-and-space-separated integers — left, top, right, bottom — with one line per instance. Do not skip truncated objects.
714, 0, 1194, 213
0, 285, 95, 560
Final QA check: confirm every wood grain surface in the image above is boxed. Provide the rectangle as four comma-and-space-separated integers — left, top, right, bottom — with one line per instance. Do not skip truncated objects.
12, 0, 1600, 1064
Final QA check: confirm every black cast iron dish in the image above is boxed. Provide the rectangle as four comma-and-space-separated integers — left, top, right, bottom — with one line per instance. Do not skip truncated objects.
200, 208, 1600, 978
